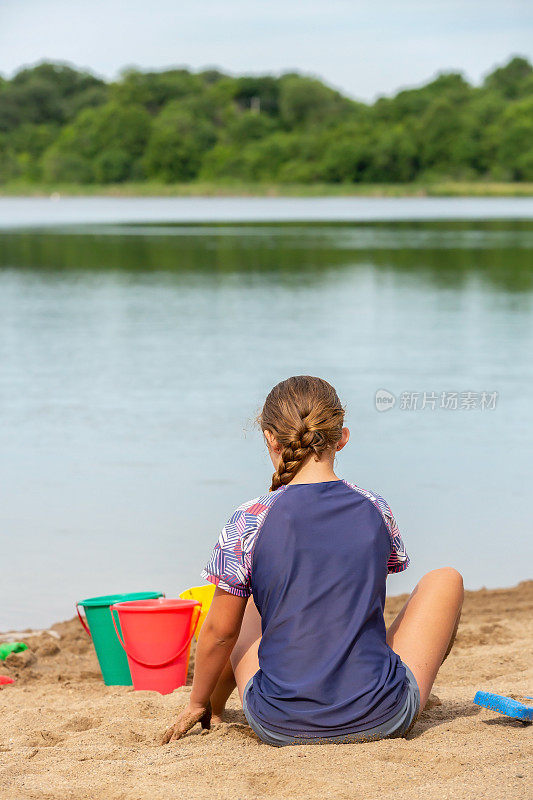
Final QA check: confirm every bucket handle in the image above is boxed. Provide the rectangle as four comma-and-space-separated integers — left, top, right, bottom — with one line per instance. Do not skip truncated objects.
75, 594, 165, 637
109, 604, 201, 668
76, 603, 91, 637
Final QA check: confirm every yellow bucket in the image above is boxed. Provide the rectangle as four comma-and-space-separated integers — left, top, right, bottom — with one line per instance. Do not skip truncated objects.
179, 584, 216, 640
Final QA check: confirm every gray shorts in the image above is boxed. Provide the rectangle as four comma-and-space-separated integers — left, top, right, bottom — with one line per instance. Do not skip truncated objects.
242, 662, 421, 747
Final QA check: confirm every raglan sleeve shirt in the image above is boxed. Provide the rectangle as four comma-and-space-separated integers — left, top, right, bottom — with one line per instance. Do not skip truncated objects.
200, 486, 409, 598
200, 502, 258, 597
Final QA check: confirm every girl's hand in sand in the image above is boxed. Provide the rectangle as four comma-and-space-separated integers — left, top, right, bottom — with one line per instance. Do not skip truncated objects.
161, 701, 212, 743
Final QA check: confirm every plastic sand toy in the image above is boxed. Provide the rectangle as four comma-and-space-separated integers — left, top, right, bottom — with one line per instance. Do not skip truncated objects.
179, 584, 215, 639
110, 598, 200, 694
0, 642, 28, 660
0, 676, 15, 685
474, 691, 533, 725
76, 591, 163, 685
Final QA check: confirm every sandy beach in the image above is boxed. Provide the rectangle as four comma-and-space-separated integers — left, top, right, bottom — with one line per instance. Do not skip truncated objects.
1, 582, 531, 800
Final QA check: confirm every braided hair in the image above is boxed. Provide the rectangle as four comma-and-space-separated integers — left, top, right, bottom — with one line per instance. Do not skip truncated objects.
259, 376, 345, 491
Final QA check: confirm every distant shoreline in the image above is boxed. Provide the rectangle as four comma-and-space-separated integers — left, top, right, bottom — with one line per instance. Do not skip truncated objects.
1, 181, 533, 198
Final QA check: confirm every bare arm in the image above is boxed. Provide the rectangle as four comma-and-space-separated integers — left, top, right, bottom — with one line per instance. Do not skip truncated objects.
161, 588, 247, 742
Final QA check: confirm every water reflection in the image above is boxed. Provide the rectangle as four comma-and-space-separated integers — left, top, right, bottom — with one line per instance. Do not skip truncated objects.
0, 220, 532, 292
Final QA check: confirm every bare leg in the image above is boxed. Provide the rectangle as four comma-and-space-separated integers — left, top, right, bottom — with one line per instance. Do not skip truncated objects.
442, 606, 461, 664
386, 567, 464, 711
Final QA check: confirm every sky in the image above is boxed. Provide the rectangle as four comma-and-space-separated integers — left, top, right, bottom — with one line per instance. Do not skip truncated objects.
1, 1, 532, 101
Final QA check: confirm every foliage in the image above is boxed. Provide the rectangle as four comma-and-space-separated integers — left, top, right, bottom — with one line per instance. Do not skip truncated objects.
143, 102, 216, 181
0, 57, 531, 185
41, 102, 151, 182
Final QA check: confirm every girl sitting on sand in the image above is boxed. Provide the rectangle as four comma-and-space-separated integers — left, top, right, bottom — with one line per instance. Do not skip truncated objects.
163, 376, 463, 746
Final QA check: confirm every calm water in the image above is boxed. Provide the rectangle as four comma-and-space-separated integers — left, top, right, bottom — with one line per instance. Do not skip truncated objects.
1, 199, 532, 629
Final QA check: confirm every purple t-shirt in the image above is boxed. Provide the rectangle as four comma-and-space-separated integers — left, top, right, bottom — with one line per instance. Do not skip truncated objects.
202, 479, 410, 737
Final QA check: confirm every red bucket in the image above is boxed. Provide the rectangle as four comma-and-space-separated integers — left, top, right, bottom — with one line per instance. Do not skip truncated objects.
110, 598, 201, 694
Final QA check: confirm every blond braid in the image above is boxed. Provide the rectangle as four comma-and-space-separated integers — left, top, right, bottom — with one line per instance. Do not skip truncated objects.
259, 376, 345, 492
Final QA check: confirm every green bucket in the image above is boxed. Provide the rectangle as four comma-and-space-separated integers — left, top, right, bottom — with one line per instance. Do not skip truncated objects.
76, 592, 164, 685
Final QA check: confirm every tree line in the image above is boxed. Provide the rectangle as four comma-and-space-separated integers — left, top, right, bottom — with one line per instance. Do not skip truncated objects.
0, 57, 531, 185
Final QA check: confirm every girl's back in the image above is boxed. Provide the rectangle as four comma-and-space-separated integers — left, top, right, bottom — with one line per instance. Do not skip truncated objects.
204, 478, 410, 738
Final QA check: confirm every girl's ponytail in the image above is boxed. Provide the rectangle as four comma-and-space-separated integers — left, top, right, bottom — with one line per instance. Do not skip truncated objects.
259, 376, 345, 491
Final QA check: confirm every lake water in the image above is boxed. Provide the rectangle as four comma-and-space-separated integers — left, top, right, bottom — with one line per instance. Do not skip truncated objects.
1, 198, 532, 629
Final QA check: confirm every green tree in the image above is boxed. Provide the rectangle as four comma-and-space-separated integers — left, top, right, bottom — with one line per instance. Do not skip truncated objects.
496, 97, 533, 180
110, 69, 202, 113
415, 99, 474, 177
278, 75, 353, 128
93, 148, 133, 183
242, 133, 303, 180
0, 136, 20, 183
199, 144, 246, 181
0, 62, 105, 132
484, 56, 533, 99
374, 73, 472, 124
201, 132, 303, 181
6, 123, 58, 181
317, 129, 374, 182
41, 147, 93, 183
366, 124, 419, 182
9, 123, 58, 157
143, 102, 215, 181
233, 76, 280, 116
41, 102, 151, 182
220, 111, 279, 145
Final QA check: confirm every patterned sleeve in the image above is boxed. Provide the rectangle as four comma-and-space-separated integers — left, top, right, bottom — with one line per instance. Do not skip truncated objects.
374, 493, 410, 574
200, 493, 279, 597
201, 508, 252, 597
